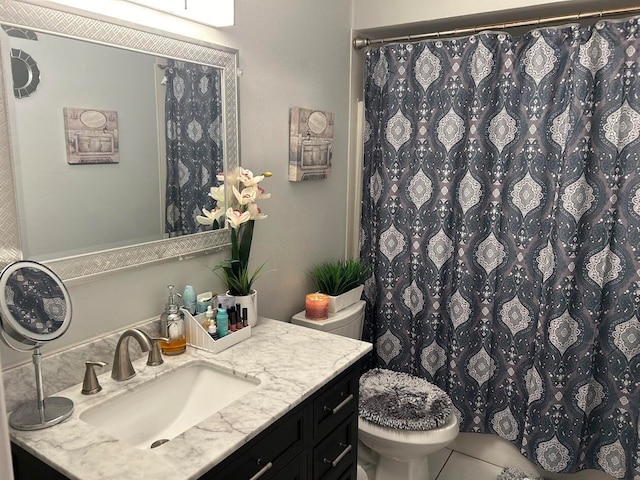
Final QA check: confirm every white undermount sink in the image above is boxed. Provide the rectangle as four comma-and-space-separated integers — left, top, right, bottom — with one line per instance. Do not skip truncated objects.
80, 362, 259, 449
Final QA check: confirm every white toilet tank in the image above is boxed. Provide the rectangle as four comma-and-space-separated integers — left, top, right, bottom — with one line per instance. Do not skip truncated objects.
291, 300, 366, 339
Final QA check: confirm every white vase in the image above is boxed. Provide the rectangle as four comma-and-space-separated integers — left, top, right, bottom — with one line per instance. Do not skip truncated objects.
327, 285, 364, 313
233, 290, 258, 327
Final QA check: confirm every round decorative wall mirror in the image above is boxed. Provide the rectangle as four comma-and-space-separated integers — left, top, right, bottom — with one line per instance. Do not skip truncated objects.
10, 48, 40, 99
0, 260, 73, 430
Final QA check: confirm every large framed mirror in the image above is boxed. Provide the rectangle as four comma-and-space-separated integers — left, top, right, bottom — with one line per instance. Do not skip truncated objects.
0, 0, 237, 283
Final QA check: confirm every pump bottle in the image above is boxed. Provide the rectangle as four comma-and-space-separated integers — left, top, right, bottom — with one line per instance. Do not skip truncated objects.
160, 285, 186, 355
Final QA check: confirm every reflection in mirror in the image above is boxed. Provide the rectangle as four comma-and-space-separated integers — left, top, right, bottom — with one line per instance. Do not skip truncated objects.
4, 28, 224, 259
165, 59, 224, 238
0, 260, 74, 430
0, 0, 238, 281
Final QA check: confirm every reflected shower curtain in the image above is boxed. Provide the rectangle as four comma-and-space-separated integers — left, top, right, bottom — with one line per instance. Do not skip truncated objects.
165, 59, 223, 237
360, 18, 640, 480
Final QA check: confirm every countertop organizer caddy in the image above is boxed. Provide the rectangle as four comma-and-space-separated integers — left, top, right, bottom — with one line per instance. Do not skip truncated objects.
183, 309, 251, 354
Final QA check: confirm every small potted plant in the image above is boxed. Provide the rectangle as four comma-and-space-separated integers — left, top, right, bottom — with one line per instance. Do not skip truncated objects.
310, 259, 370, 313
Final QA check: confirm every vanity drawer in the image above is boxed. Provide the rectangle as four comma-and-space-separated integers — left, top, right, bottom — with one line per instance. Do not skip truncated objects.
312, 418, 356, 480
204, 406, 307, 480
273, 451, 308, 480
313, 368, 358, 441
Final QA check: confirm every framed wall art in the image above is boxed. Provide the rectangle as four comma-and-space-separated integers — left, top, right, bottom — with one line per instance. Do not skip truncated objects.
289, 107, 333, 181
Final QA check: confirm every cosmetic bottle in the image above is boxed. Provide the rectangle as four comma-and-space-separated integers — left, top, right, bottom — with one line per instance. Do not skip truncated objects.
159, 285, 186, 355
242, 307, 249, 328
235, 307, 242, 330
208, 322, 218, 340
182, 285, 197, 315
207, 307, 218, 340
228, 306, 237, 332
203, 305, 215, 329
216, 307, 229, 338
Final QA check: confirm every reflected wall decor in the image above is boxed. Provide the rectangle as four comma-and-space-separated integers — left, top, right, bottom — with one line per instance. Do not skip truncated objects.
63, 107, 119, 164
289, 107, 333, 181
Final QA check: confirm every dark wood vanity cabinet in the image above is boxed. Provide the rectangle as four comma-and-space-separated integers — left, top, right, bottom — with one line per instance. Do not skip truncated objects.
205, 361, 360, 480
11, 361, 361, 480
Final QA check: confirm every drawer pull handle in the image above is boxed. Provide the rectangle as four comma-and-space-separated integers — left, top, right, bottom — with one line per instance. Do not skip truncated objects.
324, 393, 354, 415
323, 443, 352, 468
249, 461, 273, 480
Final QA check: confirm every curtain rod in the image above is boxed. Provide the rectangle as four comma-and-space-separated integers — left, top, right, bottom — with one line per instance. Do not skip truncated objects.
352, 5, 640, 49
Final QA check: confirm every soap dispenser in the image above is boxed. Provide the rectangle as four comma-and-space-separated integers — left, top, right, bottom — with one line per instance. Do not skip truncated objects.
160, 285, 186, 355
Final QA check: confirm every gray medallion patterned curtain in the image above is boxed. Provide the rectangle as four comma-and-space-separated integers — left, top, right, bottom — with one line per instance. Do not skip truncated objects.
360, 18, 640, 480
165, 59, 223, 237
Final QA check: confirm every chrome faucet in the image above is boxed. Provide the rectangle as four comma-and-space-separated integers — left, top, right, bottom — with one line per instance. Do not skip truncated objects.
111, 329, 152, 381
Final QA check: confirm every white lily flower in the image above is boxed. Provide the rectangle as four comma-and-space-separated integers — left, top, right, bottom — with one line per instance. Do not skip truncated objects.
256, 186, 271, 200
225, 208, 251, 228
232, 185, 258, 205
247, 203, 268, 220
208, 185, 226, 203
196, 207, 224, 225
238, 167, 265, 187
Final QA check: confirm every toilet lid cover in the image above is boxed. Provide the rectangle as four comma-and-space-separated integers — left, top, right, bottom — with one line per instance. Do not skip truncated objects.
359, 368, 453, 431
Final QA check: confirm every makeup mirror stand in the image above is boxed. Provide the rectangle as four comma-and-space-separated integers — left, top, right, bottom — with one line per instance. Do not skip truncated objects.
1, 333, 73, 430
0, 260, 74, 430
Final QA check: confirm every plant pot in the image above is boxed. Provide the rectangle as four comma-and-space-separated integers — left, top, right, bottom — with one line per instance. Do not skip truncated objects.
327, 285, 363, 313
231, 290, 258, 327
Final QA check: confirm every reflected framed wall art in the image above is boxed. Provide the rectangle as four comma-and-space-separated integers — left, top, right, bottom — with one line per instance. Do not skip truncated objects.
63, 107, 119, 164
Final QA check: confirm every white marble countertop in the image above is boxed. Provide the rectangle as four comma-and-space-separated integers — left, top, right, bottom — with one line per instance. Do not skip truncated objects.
10, 319, 372, 480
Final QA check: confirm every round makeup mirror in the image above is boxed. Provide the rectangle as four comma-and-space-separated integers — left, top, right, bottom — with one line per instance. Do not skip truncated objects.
0, 260, 73, 430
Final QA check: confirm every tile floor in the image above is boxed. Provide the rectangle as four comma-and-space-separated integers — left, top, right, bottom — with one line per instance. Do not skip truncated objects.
360, 447, 507, 480
428, 448, 505, 480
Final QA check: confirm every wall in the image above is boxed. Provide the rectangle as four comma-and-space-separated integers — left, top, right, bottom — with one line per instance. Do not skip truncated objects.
1, 0, 353, 369
353, 0, 567, 31
7, 31, 161, 260
352, 0, 640, 33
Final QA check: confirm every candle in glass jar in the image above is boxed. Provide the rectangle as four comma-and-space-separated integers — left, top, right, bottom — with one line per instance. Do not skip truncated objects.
305, 293, 329, 320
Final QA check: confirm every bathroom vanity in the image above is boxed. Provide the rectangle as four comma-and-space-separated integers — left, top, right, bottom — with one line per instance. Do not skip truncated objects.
8, 319, 371, 479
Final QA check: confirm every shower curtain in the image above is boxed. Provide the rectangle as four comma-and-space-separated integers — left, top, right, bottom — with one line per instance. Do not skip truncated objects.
360, 17, 640, 480
165, 59, 224, 237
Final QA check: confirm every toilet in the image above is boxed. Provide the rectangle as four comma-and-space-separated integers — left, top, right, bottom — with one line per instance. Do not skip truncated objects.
292, 301, 459, 480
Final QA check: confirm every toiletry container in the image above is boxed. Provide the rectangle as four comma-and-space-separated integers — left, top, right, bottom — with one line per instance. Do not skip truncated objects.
203, 305, 216, 330
182, 285, 197, 315
160, 285, 186, 355
160, 285, 179, 337
196, 291, 213, 313
216, 307, 229, 338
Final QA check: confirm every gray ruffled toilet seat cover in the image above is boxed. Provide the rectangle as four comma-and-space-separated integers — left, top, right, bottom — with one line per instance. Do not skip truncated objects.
359, 368, 453, 431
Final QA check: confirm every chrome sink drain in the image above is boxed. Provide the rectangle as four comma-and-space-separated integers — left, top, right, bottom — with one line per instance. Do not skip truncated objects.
150, 439, 169, 449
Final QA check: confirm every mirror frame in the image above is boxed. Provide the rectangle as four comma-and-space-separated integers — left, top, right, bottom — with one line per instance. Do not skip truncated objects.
0, 0, 237, 283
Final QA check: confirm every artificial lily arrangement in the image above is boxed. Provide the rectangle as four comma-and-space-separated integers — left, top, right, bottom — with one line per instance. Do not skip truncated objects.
196, 167, 272, 296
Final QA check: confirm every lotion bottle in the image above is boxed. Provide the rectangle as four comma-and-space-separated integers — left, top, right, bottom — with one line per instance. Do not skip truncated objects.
216, 307, 229, 338
182, 285, 197, 315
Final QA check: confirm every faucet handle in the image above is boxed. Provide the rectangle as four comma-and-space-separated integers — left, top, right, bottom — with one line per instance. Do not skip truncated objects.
82, 361, 107, 395
147, 336, 169, 366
